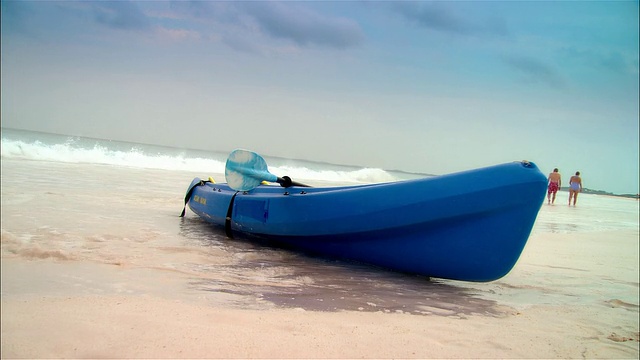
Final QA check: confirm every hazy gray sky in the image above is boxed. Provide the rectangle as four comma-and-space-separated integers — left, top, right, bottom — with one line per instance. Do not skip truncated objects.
1, 1, 638, 194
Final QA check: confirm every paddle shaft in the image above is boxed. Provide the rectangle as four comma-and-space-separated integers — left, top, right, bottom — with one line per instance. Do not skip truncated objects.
277, 176, 310, 188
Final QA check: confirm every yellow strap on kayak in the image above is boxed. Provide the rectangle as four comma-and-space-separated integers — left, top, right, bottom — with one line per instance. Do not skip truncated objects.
208, 177, 216, 184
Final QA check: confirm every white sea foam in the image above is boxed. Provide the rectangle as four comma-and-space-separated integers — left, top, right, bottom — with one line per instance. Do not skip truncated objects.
1, 131, 397, 184
0, 138, 226, 174
270, 165, 397, 184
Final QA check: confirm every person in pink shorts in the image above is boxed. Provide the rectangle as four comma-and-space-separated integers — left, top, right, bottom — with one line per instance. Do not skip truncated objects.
547, 168, 561, 204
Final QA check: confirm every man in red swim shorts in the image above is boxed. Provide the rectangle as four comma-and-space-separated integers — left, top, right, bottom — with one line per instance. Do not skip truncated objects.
547, 168, 561, 204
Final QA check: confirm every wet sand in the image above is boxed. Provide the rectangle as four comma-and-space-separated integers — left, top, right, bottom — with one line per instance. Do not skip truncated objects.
2, 230, 639, 359
2, 263, 637, 359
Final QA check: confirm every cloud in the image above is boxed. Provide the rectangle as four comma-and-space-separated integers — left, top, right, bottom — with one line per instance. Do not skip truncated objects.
599, 52, 629, 74
503, 55, 565, 88
155, 27, 201, 42
391, 2, 508, 37
240, 2, 365, 49
168, 1, 364, 49
0, 0, 36, 36
561, 47, 639, 75
90, 1, 150, 31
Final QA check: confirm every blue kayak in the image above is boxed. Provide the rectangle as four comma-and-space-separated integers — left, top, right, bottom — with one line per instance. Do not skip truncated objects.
184, 160, 546, 282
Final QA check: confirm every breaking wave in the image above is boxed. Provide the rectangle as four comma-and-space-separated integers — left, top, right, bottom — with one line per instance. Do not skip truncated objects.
1, 130, 398, 184
1, 136, 227, 174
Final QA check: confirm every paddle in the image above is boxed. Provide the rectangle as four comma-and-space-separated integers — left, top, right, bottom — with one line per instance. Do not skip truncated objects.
225, 149, 310, 191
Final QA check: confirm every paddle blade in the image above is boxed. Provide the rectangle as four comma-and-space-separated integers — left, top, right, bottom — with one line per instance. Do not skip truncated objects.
225, 149, 278, 191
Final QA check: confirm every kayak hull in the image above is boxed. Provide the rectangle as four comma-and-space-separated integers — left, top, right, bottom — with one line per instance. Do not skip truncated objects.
186, 161, 546, 281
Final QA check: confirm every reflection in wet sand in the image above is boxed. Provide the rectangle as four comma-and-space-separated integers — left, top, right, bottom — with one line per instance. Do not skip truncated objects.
179, 217, 507, 317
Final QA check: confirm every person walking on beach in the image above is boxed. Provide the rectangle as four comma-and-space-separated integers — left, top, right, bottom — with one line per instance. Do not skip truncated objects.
568, 171, 582, 206
547, 168, 561, 204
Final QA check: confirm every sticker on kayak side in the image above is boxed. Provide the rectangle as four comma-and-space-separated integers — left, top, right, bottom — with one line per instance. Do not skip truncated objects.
193, 195, 206, 205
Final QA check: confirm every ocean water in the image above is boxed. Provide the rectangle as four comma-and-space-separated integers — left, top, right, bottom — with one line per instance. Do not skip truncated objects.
0, 128, 409, 185
1, 128, 639, 350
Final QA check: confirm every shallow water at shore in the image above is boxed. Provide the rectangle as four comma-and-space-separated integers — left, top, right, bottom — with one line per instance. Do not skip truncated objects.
2, 159, 638, 311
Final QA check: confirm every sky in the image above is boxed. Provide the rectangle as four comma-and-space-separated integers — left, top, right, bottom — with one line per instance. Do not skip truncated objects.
1, 0, 638, 194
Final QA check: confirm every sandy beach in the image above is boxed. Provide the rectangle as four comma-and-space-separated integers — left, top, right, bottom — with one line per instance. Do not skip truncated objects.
1, 256, 637, 359
2, 223, 639, 358
1, 157, 639, 359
